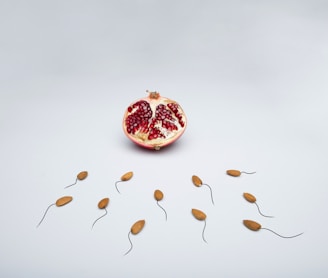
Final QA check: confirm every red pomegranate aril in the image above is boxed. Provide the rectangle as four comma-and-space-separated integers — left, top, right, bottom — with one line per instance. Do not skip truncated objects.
122, 91, 187, 150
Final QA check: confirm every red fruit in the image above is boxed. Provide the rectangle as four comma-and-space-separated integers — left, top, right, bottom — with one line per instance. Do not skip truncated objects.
123, 91, 187, 150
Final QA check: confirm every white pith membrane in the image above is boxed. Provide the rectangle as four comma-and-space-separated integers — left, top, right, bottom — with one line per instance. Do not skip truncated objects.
123, 92, 187, 150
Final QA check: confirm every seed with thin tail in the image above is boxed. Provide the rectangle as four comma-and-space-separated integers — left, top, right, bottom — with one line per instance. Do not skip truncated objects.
226, 169, 256, 177
65, 171, 88, 188
191, 175, 214, 205
243, 219, 303, 238
115, 171, 133, 193
91, 197, 110, 229
124, 219, 146, 256
191, 208, 208, 243
36, 196, 73, 227
154, 189, 167, 221
243, 193, 274, 218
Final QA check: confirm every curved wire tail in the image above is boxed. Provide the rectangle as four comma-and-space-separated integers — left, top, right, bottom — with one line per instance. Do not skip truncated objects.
255, 202, 274, 218
91, 209, 108, 229
261, 227, 304, 238
124, 231, 133, 256
157, 201, 168, 221
202, 220, 208, 243
241, 171, 256, 175
115, 181, 121, 193
204, 184, 214, 205
65, 178, 78, 189
36, 203, 55, 228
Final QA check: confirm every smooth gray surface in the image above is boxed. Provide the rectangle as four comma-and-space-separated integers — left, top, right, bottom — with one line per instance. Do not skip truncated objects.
1, 1, 328, 277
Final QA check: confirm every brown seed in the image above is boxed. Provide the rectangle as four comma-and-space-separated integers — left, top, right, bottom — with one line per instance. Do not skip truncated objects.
131, 219, 145, 235
154, 189, 164, 201
226, 170, 241, 177
98, 197, 110, 209
243, 219, 304, 238
124, 219, 146, 255
37, 196, 73, 227
154, 190, 167, 220
243, 193, 256, 203
77, 171, 88, 180
121, 171, 133, 181
65, 171, 88, 188
115, 171, 134, 193
192, 208, 207, 221
226, 169, 256, 177
243, 193, 274, 218
192, 175, 215, 205
191, 208, 208, 243
192, 175, 202, 187
91, 197, 110, 229
55, 196, 73, 206
243, 219, 261, 231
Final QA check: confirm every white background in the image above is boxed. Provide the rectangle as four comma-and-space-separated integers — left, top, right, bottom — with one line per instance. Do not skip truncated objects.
1, 0, 328, 277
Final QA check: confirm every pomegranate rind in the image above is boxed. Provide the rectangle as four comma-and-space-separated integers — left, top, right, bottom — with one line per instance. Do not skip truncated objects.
122, 93, 187, 150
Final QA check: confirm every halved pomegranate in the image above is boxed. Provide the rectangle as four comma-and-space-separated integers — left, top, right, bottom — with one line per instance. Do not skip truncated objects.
122, 91, 187, 150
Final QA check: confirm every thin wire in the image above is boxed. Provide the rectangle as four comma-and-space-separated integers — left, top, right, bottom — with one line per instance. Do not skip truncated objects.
124, 231, 133, 256
36, 203, 55, 227
241, 171, 256, 175
202, 220, 208, 243
156, 201, 167, 221
254, 202, 274, 218
65, 178, 78, 189
91, 208, 108, 229
115, 181, 121, 193
261, 228, 304, 238
204, 183, 214, 205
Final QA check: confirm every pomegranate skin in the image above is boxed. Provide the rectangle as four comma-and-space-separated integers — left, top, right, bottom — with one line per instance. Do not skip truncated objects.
122, 91, 187, 150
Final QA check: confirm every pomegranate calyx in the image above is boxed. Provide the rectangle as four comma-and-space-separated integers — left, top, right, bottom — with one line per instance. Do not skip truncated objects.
146, 90, 160, 99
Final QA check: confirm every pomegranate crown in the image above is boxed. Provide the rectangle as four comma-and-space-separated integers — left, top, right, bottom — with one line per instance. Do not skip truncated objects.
146, 90, 160, 99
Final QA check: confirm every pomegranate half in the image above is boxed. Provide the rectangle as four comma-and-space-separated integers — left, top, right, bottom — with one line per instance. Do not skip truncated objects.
122, 91, 187, 150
